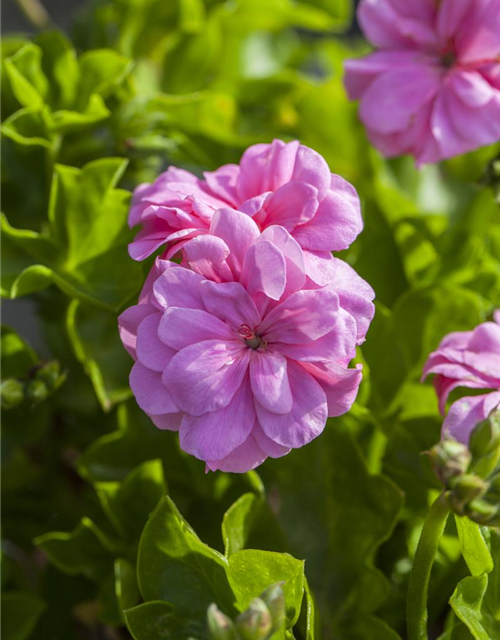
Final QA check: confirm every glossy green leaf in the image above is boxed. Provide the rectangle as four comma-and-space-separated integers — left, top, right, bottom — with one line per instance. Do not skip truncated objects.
1, 326, 37, 378
137, 496, 235, 616
227, 549, 304, 627
66, 299, 133, 411
125, 600, 207, 640
455, 517, 493, 577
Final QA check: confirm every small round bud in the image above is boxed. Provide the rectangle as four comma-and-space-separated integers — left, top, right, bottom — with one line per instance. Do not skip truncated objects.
26, 379, 49, 405
448, 474, 488, 515
429, 438, 471, 486
466, 498, 500, 526
1, 379, 24, 409
236, 598, 273, 640
259, 582, 285, 633
207, 604, 238, 640
35, 360, 63, 390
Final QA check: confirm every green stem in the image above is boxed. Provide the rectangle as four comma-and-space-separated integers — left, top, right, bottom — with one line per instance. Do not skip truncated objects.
15, 0, 53, 30
407, 493, 451, 640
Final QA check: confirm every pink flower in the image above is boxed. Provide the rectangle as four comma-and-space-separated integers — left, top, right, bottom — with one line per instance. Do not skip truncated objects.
119, 210, 374, 472
423, 311, 500, 443
344, 0, 500, 165
128, 139, 363, 284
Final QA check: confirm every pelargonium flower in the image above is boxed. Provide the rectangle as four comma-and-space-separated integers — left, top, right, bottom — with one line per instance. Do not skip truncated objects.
423, 311, 500, 444
119, 210, 374, 472
344, 0, 500, 165
128, 139, 363, 284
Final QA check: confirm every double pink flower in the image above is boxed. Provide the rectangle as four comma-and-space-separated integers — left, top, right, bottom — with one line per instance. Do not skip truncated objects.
424, 311, 500, 444
119, 140, 374, 472
344, 0, 500, 165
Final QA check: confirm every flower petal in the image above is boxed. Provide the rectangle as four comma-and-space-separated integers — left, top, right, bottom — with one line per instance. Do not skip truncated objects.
256, 360, 327, 448
442, 392, 500, 444
163, 340, 250, 416
200, 280, 261, 331
179, 375, 255, 460
136, 313, 176, 372
153, 266, 205, 311
158, 307, 235, 351
130, 362, 178, 415
209, 208, 260, 276
118, 304, 156, 359
206, 432, 267, 473
250, 350, 293, 414
182, 235, 233, 282
240, 240, 286, 302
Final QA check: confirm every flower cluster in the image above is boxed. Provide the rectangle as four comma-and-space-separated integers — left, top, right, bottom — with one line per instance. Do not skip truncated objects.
344, 0, 500, 165
423, 311, 500, 444
119, 140, 374, 472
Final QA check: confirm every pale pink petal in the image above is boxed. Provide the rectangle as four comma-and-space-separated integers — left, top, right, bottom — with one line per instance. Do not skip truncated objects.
259, 287, 339, 344
203, 164, 240, 207
303, 250, 336, 286
301, 361, 363, 417
136, 313, 176, 372
118, 304, 156, 359
249, 350, 293, 414
150, 413, 182, 431
158, 307, 235, 351
256, 360, 327, 448
163, 340, 250, 416
153, 266, 205, 311
259, 226, 306, 296
240, 240, 286, 302
442, 392, 500, 444
130, 362, 178, 415
183, 236, 233, 282
180, 376, 255, 460
252, 422, 291, 458
206, 432, 267, 473
262, 182, 318, 231
209, 208, 260, 276
200, 281, 261, 331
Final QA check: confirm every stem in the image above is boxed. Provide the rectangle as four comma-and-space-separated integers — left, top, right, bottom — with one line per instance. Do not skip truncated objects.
15, 0, 53, 30
407, 493, 451, 640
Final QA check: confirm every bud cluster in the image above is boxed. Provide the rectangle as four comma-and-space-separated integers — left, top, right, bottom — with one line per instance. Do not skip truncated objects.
207, 582, 285, 640
1, 360, 66, 410
429, 411, 500, 527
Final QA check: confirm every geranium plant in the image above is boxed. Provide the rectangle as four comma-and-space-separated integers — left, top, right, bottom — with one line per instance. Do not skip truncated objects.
2, 1, 500, 639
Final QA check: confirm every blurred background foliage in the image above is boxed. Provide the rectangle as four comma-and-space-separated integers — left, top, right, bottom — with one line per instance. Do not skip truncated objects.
1, 0, 500, 639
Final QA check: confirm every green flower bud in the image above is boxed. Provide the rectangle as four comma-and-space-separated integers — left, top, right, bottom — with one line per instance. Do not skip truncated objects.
466, 498, 500, 526
236, 598, 273, 640
26, 379, 49, 405
1, 379, 24, 409
448, 474, 489, 515
469, 410, 500, 478
259, 582, 285, 633
429, 438, 471, 486
207, 604, 238, 640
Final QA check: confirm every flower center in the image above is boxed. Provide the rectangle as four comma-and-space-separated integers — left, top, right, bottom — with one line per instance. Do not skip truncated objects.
440, 39, 456, 69
238, 324, 266, 350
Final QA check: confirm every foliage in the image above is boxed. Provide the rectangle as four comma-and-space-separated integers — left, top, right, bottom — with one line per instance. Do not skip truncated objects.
1, 1, 500, 639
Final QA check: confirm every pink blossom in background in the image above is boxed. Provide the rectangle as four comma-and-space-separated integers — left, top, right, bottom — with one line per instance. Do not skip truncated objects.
423, 311, 500, 444
128, 139, 363, 284
119, 210, 374, 472
344, 0, 500, 165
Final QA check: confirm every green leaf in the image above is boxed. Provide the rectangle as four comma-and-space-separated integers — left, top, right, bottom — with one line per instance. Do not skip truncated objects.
450, 531, 500, 639
1, 108, 52, 148
115, 557, 140, 612
137, 495, 235, 616
337, 613, 403, 640
125, 600, 207, 640
4, 44, 48, 110
1, 326, 37, 378
79, 403, 168, 481
227, 549, 304, 627
66, 299, 133, 411
34, 31, 79, 109
35, 517, 118, 582
455, 517, 493, 577
260, 425, 403, 624
95, 459, 166, 544
222, 492, 288, 557
1, 591, 46, 640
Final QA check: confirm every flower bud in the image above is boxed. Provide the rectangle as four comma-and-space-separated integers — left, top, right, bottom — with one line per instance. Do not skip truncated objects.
207, 604, 238, 640
236, 598, 273, 640
429, 438, 471, 486
259, 582, 285, 634
466, 498, 500, 526
448, 474, 488, 515
1, 379, 24, 409
26, 379, 49, 405
469, 410, 500, 479
35, 360, 65, 391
